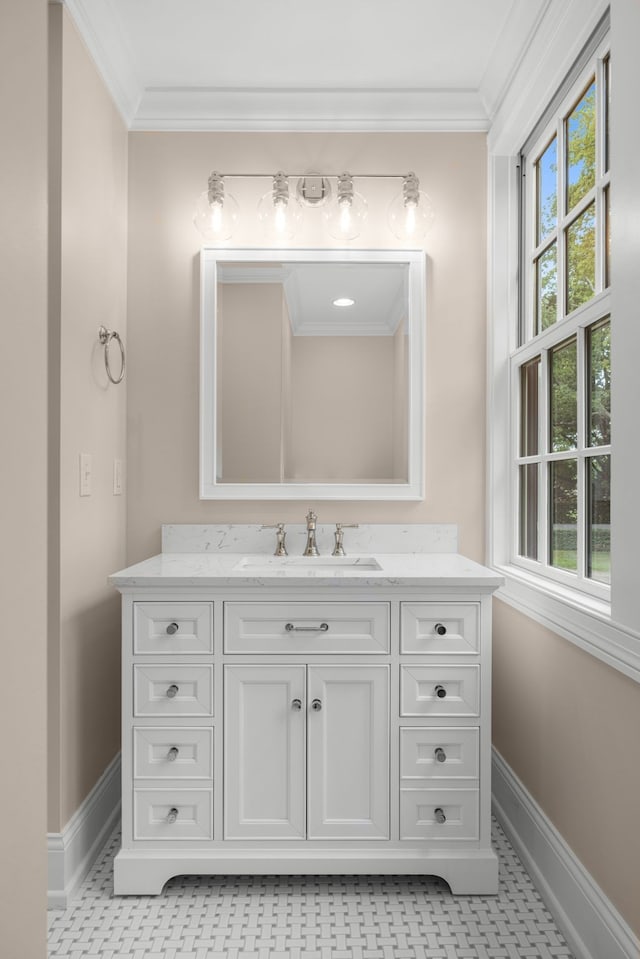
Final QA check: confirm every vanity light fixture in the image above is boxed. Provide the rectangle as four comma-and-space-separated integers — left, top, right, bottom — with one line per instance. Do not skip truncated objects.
323, 173, 368, 241
193, 171, 239, 241
193, 171, 434, 243
257, 171, 303, 241
387, 171, 435, 241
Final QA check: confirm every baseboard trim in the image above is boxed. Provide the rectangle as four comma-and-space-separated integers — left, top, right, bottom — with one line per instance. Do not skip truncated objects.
48, 753, 121, 909
492, 747, 639, 959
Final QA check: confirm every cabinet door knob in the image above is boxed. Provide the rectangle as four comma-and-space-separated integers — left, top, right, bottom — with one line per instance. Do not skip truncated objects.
166, 622, 179, 635
166, 684, 179, 698
311, 699, 322, 711
434, 747, 447, 763
291, 698, 302, 710
434, 684, 447, 699
434, 623, 447, 636
434, 807, 446, 824
167, 807, 178, 824
167, 746, 179, 761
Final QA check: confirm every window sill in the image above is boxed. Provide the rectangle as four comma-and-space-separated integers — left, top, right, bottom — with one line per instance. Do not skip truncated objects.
492, 563, 640, 683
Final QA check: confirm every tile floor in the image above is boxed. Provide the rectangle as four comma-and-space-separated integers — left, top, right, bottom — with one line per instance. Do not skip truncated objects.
48, 819, 574, 958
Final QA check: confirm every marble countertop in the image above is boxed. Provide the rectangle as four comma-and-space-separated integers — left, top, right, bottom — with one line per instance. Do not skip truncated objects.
109, 551, 503, 590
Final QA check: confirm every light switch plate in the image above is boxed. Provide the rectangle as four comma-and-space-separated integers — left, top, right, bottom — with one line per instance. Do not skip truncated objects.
113, 458, 123, 495
79, 453, 92, 496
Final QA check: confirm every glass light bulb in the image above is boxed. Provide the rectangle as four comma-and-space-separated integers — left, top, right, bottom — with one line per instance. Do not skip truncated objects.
387, 188, 435, 242
324, 190, 368, 241
257, 190, 302, 241
193, 189, 239, 241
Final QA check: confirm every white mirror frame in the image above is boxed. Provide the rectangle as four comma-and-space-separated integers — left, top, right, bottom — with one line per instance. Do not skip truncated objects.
200, 248, 425, 500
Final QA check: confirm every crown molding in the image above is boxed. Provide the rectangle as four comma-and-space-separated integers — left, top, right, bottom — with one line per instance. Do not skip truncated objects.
130, 87, 488, 133
62, 0, 141, 127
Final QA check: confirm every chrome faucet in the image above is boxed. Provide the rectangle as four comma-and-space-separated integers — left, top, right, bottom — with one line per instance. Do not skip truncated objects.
303, 509, 320, 556
261, 523, 288, 555
332, 523, 359, 556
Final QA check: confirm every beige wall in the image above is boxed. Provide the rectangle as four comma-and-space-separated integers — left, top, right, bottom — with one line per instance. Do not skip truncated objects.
0, 0, 48, 954
48, 5, 128, 831
288, 335, 395, 481
493, 600, 640, 936
217, 283, 285, 482
127, 132, 487, 561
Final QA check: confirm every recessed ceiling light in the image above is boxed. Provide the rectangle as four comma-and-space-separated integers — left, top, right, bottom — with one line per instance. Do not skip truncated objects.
333, 297, 355, 307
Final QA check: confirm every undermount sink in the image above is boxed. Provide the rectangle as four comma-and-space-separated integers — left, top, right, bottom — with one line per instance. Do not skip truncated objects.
233, 555, 383, 572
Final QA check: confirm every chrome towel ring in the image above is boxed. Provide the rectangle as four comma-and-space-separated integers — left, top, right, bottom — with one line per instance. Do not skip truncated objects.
98, 326, 125, 384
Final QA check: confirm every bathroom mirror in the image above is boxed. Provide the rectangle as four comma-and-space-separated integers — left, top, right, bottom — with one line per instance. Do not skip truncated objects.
200, 248, 425, 500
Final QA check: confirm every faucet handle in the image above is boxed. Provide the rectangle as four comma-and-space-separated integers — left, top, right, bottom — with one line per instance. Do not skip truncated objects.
261, 523, 287, 556
332, 523, 359, 557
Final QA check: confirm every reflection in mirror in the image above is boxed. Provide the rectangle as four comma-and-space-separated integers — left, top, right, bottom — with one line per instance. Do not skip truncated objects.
200, 250, 425, 500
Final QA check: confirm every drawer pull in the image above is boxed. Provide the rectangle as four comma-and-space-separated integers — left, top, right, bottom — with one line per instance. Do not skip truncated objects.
434, 684, 447, 699
311, 699, 322, 712
166, 622, 179, 635
167, 807, 179, 824
434, 747, 447, 763
166, 684, 179, 698
434, 623, 447, 636
167, 747, 179, 761
434, 807, 447, 824
291, 698, 302, 711
285, 622, 329, 632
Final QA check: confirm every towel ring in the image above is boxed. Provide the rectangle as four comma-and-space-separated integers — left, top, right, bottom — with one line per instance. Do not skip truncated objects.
98, 326, 125, 384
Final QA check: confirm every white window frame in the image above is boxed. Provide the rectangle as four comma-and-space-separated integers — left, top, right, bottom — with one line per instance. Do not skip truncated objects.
512, 42, 611, 603
487, 1, 640, 684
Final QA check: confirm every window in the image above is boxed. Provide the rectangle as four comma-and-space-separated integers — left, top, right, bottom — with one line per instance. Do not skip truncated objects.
512, 39, 611, 599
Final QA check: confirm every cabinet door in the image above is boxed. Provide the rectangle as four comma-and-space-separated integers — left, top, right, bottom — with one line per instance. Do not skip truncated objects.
224, 665, 305, 839
307, 665, 389, 840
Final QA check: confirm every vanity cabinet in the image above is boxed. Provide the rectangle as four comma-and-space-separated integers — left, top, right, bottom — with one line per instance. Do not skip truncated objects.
224, 664, 389, 841
112, 561, 500, 897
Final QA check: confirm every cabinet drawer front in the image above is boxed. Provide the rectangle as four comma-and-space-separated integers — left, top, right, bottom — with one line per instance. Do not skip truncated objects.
400, 727, 479, 780
400, 788, 479, 840
400, 665, 479, 717
133, 788, 213, 840
400, 603, 479, 655
134, 603, 213, 655
134, 665, 214, 717
133, 727, 213, 780
224, 602, 390, 654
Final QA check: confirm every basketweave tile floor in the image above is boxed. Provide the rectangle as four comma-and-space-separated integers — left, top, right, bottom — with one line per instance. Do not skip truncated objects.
48, 819, 574, 959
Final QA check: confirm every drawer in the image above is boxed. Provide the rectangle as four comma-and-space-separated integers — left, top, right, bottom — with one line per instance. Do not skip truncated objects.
400, 727, 479, 780
133, 602, 213, 655
133, 727, 213, 780
134, 665, 214, 717
224, 602, 389, 654
400, 665, 479, 717
133, 788, 213, 840
400, 603, 479, 655
400, 788, 479, 840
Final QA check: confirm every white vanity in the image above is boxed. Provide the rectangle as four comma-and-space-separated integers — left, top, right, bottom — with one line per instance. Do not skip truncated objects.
110, 524, 502, 895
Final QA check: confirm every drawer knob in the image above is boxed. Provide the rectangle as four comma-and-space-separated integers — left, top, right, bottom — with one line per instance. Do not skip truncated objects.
434, 807, 447, 824
167, 747, 179, 761
167, 807, 179, 824
166, 622, 179, 635
311, 699, 322, 711
434, 623, 447, 636
291, 698, 302, 711
434, 684, 447, 699
166, 684, 179, 698
434, 747, 447, 763
285, 622, 329, 632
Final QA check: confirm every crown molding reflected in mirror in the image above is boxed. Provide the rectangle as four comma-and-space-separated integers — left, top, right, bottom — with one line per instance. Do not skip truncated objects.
200, 248, 425, 500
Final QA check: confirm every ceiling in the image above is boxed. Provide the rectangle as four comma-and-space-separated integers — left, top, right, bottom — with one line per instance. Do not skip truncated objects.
64, 0, 550, 131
